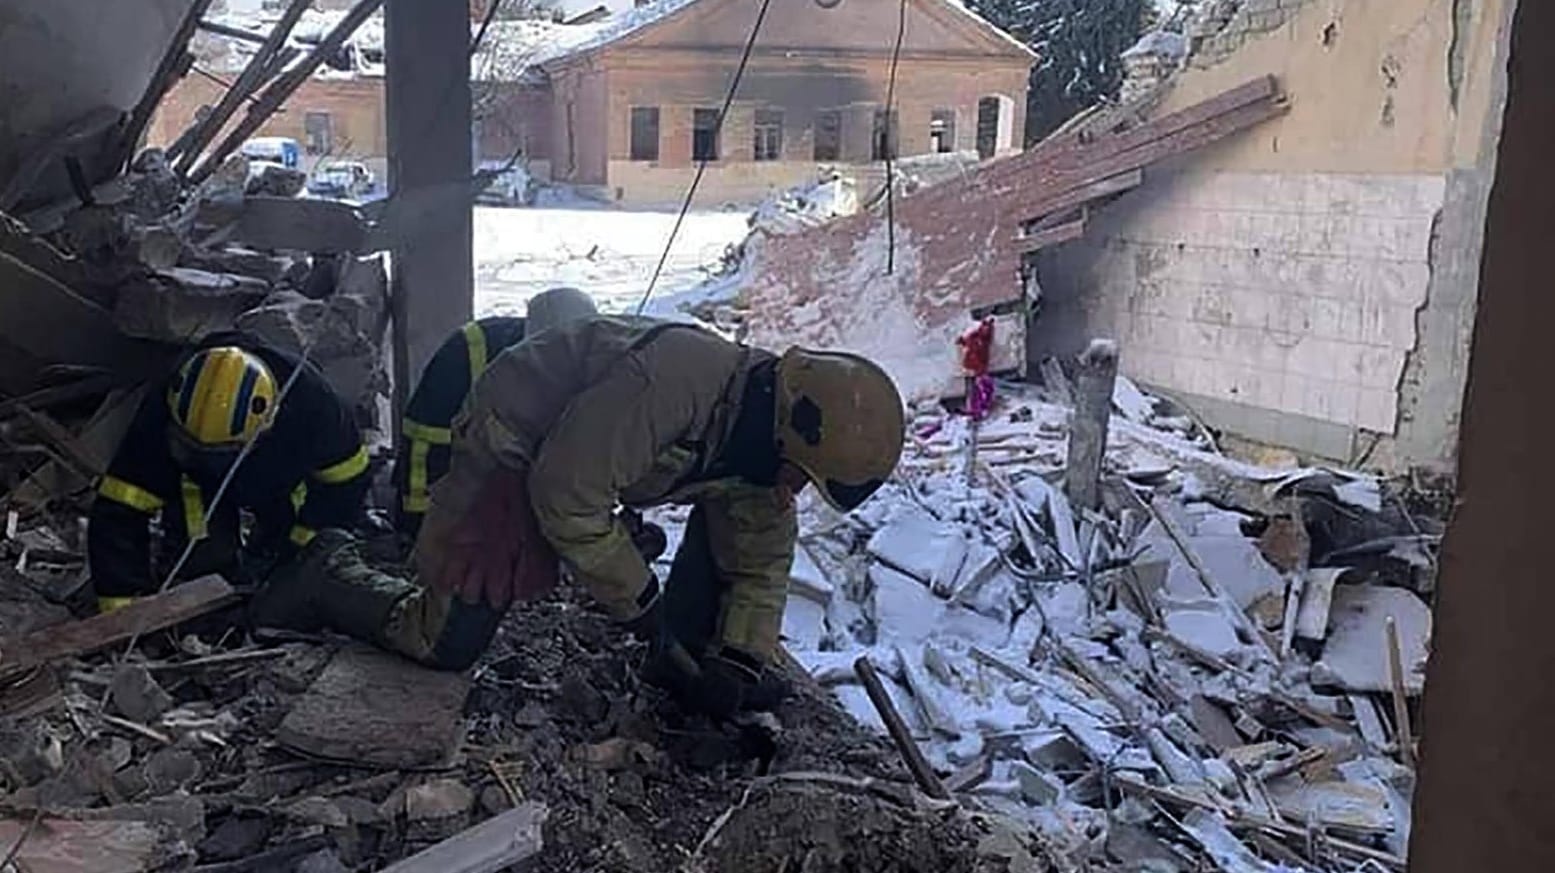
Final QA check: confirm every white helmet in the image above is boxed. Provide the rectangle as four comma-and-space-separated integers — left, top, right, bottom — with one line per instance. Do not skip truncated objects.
526, 287, 597, 334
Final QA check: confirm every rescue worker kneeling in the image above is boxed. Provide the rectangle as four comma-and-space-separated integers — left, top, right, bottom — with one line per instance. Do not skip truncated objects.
394, 287, 598, 537
252, 316, 904, 719
90, 342, 369, 610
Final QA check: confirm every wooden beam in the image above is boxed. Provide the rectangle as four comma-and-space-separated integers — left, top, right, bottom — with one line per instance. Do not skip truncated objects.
118, 0, 220, 172
854, 655, 951, 800
1020, 169, 1141, 228
173, 0, 312, 171
191, 0, 385, 183
0, 576, 236, 678
1017, 215, 1087, 253
1064, 339, 1119, 512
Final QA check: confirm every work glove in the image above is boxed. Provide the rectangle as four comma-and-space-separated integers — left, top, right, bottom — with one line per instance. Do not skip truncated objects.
644, 642, 763, 722
418, 467, 557, 611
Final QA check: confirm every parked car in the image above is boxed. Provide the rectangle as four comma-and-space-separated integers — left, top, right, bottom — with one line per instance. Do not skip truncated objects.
475, 162, 534, 207
240, 136, 301, 169
307, 160, 376, 200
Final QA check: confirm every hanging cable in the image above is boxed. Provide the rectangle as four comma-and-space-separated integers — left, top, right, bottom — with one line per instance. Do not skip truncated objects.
883, 0, 908, 276
634, 0, 775, 315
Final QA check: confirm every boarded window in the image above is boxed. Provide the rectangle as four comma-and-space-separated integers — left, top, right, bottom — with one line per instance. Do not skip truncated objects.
630, 107, 660, 161
304, 111, 333, 155
692, 108, 720, 161
871, 109, 898, 161
813, 110, 842, 161
754, 109, 783, 161
976, 97, 1001, 158
930, 109, 955, 153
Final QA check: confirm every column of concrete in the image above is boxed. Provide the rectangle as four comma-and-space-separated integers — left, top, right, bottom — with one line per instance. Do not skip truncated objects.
385, 0, 473, 425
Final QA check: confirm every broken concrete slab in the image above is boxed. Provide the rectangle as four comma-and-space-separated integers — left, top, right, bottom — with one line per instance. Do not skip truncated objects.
108, 665, 173, 724
379, 803, 547, 873
0, 817, 187, 873
277, 645, 470, 770
869, 564, 946, 645
0, 249, 148, 396
113, 268, 271, 342
1163, 604, 1242, 658
866, 512, 963, 583
1267, 777, 1393, 835
781, 593, 828, 652
1312, 586, 1432, 695
238, 195, 372, 253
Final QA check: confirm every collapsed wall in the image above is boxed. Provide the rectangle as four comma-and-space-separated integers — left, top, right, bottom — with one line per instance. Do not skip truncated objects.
1031, 0, 1516, 471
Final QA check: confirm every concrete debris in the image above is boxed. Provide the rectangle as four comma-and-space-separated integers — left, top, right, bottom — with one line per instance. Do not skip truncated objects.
1313, 585, 1433, 695
108, 666, 173, 725
404, 779, 476, 821
776, 379, 1433, 872
113, 268, 271, 342
0, 817, 187, 873
277, 645, 470, 770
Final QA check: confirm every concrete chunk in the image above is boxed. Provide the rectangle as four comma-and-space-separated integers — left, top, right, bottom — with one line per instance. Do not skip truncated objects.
1313, 586, 1431, 695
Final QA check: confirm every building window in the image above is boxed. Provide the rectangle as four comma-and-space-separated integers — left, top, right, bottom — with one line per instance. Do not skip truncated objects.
871, 109, 898, 161
692, 108, 720, 162
930, 109, 955, 153
630, 107, 660, 161
976, 97, 1001, 158
753, 109, 783, 161
814, 110, 842, 161
304, 111, 333, 155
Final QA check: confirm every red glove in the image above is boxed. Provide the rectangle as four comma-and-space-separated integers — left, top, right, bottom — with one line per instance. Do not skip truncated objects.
421, 467, 558, 610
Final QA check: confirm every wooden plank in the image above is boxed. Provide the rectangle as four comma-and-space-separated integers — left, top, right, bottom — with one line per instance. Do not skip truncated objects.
1385, 616, 1416, 768
117, 0, 220, 171
1017, 215, 1087, 253
0, 576, 236, 677
1019, 169, 1141, 227
379, 804, 547, 873
277, 645, 470, 770
854, 655, 950, 800
191, 0, 385, 184
1064, 339, 1119, 511
0, 817, 173, 873
172, 0, 311, 171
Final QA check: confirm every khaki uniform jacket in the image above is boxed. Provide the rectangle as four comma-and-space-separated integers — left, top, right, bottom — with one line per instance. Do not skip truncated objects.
420, 317, 796, 660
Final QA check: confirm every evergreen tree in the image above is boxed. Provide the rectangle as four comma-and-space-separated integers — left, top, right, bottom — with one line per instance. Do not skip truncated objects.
967, 0, 1150, 143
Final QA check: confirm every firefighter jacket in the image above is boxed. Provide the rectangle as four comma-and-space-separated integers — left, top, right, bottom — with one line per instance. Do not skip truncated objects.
420, 316, 796, 662
90, 343, 369, 599
396, 317, 526, 526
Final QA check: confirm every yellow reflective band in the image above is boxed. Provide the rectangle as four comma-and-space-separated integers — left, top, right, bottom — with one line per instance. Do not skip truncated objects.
463, 322, 488, 378
98, 476, 164, 513
98, 596, 136, 614
403, 418, 453, 445
291, 482, 308, 511
403, 493, 430, 514
290, 525, 317, 547
181, 476, 208, 542
313, 445, 369, 484
405, 438, 431, 516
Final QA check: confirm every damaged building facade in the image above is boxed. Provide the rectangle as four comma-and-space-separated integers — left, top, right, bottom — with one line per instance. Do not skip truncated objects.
1029, 0, 1516, 472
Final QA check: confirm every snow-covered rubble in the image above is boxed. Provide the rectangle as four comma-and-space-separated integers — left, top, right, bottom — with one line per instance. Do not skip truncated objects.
706, 381, 1429, 870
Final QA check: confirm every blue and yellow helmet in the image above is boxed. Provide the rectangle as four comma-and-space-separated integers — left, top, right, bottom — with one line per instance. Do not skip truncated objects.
166, 347, 279, 447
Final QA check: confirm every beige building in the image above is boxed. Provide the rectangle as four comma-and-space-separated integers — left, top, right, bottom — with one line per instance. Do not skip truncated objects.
1029, 0, 1516, 471
493, 0, 1035, 205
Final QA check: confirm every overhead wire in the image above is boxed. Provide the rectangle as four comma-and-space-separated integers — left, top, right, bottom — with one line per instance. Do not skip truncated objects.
633, 0, 776, 315
883, 0, 908, 275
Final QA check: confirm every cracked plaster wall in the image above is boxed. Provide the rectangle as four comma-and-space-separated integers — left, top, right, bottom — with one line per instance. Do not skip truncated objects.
1033, 0, 1517, 470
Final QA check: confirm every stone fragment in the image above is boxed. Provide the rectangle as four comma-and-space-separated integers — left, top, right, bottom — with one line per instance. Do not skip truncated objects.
109, 665, 174, 724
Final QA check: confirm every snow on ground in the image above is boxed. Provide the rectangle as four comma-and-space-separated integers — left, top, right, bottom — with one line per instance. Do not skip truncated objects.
473, 203, 752, 318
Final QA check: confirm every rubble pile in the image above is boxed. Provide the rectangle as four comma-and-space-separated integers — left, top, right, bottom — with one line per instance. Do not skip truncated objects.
764, 374, 1438, 872
0, 523, 1031, 872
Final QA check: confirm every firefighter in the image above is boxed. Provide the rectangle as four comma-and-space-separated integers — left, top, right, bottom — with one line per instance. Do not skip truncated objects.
89, 341, 369, 611
254, 316, 904, 718
395, 287, 598, 536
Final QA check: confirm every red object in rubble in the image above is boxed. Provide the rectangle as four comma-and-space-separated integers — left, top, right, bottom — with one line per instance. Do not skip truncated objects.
958, 317, 996, 376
